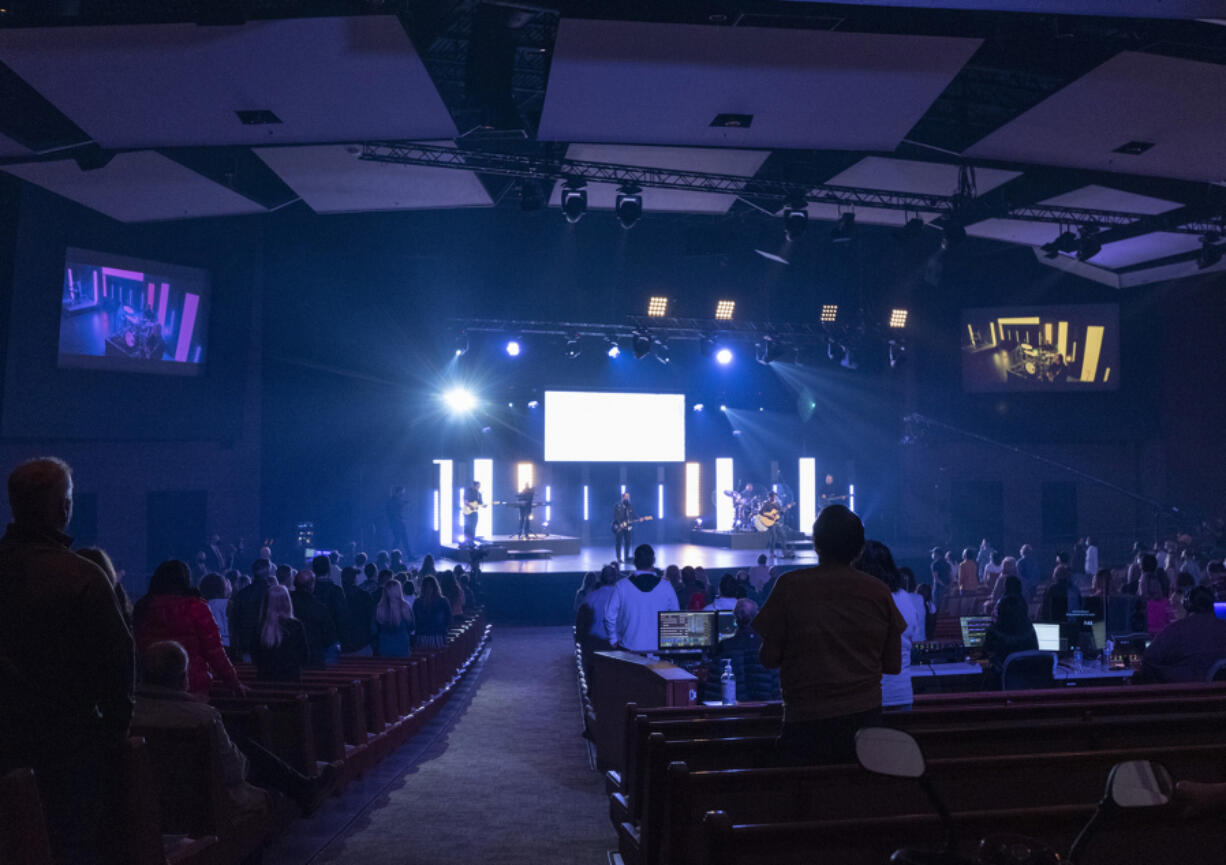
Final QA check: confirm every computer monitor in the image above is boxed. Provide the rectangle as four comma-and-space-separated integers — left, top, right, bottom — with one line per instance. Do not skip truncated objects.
1092, 620, 1106, 652
715, 610, 738, 641
658, 611, 717, 653
1215, 603, 1226, 622
960, 616, 993, 648
1033, 623, 1062, 653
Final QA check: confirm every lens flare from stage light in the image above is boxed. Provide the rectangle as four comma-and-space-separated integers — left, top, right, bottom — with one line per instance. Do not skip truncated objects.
442, 387, 477, 415
506, 340, 521, 356
608, 344, 621, 358
715, 348, 733, 365
693, 403, 704, 412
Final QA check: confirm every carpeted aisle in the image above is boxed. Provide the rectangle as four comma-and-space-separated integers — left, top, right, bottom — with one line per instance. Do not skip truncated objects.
290, 626, 616, 865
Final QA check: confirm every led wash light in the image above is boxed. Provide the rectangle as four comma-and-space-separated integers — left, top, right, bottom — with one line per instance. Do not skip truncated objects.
715, 300, 735, 320
647, 296, 669, 317
889, 309, 909, 329
821, 304, 839, 323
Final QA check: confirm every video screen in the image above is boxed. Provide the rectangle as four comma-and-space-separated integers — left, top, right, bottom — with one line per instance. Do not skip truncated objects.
658, 611, 716, 652
545, 391, 685, 462
716, 610, 738, 641
961, 304, 1119, 392
58, 248, 209, 375
960, 615, 992, 648
1033, 623, 1062, 653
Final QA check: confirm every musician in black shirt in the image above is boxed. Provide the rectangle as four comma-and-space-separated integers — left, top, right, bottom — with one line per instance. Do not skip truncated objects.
516, 484, 535, 539
612, 493, 636, 563
759, 491, 791, 559
462, 481, 483, 546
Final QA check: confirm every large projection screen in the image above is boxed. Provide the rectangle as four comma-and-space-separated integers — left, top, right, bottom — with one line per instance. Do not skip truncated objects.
545, 391, 685, 462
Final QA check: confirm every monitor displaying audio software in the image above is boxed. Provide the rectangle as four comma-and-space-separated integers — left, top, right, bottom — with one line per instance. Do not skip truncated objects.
960, 616, 993, 648
658, 611, 716, 653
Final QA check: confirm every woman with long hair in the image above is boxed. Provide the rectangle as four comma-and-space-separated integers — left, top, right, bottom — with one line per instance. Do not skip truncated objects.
854, 540, 925, 710
374, 580, 415, 657
573, 571, 599, 613
413, 575, 452, 649
982, 593, 1039, 690
132, 559, 242, 696
440, 569, 466, 618
251, 584, 309, 682
77, 546, 133, 631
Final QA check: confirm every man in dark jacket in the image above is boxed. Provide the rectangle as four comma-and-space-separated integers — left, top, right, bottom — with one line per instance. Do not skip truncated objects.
311, 554, 348, 653
340, 566, 374, 654
292, 569, 338, 669
228, 557, 274, 660
703, 599, 780, 702
0, 457, 134, 865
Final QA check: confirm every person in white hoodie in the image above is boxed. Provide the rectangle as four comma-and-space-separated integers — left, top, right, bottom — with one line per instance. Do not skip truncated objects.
604, 544, 679, 652
855, 540, 926, 711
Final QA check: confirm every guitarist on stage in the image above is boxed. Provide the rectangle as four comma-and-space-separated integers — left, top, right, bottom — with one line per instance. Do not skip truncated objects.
759, 490, 793, 560
612, 492, 636, 564
462, 480, 484, 546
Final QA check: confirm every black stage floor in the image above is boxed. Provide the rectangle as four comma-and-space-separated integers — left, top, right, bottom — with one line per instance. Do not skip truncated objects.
439, 541, 815, 575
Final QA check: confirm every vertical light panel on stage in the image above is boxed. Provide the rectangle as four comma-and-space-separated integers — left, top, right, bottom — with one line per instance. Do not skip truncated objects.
517, 462, 534, 492
583, 485, 590, 521
433, 490, 439, 532
798, 457, 816, 535
473, 459, 493, 539
433, 459, 453, 546
545, 485, 552, 527
715, 458, 733, 531
456, 487, 464, 541
657, 483, 664, 519
684, 462, 700, 518
849, 483, 856, 514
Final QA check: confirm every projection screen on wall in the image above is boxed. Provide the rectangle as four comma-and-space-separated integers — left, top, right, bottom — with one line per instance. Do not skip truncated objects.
544, 391, 685, 462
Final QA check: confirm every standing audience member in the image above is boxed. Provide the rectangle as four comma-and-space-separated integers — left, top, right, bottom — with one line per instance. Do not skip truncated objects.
413, 575, 452, 649
573, 572, 599, 613
440, 569, 466, 618
78, 546, 133, 631
1084, 537, 1099, 580
930, 547, 951, 612
576, 566, 619, 654
1170, 571, 1197, 623
133, 559, 244, 697
604, 544, 680, 653
754, 506, 904, 765
748, 554, 772, 594
982, 594, 1039, 690
957, 548, 979, 592
856, 540, 925, 711
1139, 587, 1226, 683
975, 539, 994, 578
252, 584, 309, 682
229, 558, 275, 660
1145, 570, 1176, 635
982, 550, 1004, 589
0, 457, 134, 865
340, 566, 374, 654
1017, 544, 1040, 601
276, 563, 294, 588
198, 572, 232, 649
1039, 564, 1083, 623
702, 599, 780, 703
291, 569, 337, 669
373, 580, 415, 657
310, 555, 349, 651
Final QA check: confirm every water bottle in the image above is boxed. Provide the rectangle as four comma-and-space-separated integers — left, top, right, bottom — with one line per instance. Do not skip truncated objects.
1102, 639, 1114, 669
1072, 647, 1083, 673
720, 659, 736, 706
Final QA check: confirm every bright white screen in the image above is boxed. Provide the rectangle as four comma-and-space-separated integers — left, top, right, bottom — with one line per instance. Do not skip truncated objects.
545, 391, 685, 462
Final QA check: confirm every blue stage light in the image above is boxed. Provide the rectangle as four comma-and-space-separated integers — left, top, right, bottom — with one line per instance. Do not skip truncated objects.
527, 400, 540, 409
693, 403, 704, 412
505, 340, 521, 357
607, 344, 621, 358
442, 387, 477, 415
719, 404, 727, 412
715, 348, 733, 365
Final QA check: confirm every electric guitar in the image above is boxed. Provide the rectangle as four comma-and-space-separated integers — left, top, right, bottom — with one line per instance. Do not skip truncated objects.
754, 502, 795, 530
611, 515, 653, 533
462, 499, 517, 515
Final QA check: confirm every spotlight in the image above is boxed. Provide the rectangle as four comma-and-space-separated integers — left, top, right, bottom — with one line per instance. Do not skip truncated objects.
693, 403, 704, 412
820, 304, 838, 323
1197, 235, 1223, 270
699, 335, 716, 357
527, 400, 540, 409
831, 212, 855, 243
616, 185, 643, 229
1076, 226, 1102, 262
889, 339, 907, 368
889, 309, 909, 329
453, 331, 469, 357
719, 404, 727, 412
755, 336, 786, 365
505, 339, 521, 357
564, 336, 582, 359
442, 387, 477, 415
783, 193, 808, 242
647, 296, 669, 317
605, 336, 621, 358
715, 347, 733, 365
654, 340, 671, 365
714, 300, 735, 320
1040, 231, 1077, 259
561, 179, 587, 224
940, 221, 967, 250
632, 332, 652, 360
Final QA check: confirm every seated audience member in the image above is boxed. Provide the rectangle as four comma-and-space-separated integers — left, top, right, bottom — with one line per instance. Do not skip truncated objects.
0, 457, 134, 865
310, 554, 349, 643
373, 580, 415, 657
1145, 569, 1176, 635
855, 540, 925, 711
340, 566, 374, 654
982, 594, 1039, 690
734, 569, 755, 601
704, 574, 740, 611
754, 506, 904, 765
228, 558, 275, 660
702, 599, 781, 703
78, 546, 133, 631
694, 566, 713, 603
576, 565, 619, 653
133, 559, 243, 697
1138, 587, 1226, 683
748, 554, 772, 593
252, 584, 309, 682
1170, 571, 1197, 623
1038, 564, 1082, 623
133, 642, 268, 815
663, 564, 682, 598
957, 547, 979, 592
604, 544, 681, 653
440, 569, 466, 618
1205, 560, 1226, 599
573, 571, 599, 613
413, 575, 452, 649
291, 568, 338, 668
198, 572, 232, 648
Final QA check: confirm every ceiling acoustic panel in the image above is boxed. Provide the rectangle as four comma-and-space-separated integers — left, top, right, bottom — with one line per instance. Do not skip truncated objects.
1, 152, 266, 222
824, 156, 1021, 197
255, 144, 493, 213
0, 16, 456, 149
538, 20, 981, 150
547, 144, 769, 214
0, 131, 28, 158
966, 51, 1226, 183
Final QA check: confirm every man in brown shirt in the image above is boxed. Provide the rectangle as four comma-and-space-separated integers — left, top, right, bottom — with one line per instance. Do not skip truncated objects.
753, 505, 904, 764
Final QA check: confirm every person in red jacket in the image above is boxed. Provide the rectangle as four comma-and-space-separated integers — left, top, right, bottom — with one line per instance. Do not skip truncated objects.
133, 559, 244, 697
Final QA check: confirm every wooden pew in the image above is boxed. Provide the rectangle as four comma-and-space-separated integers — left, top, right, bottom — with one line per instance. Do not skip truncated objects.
121, 737, 220, 865
211, 692, 318, 777
0, 767, 53, 865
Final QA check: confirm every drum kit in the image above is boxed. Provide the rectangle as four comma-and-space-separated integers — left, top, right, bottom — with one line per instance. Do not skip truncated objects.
723, 488, 791, 533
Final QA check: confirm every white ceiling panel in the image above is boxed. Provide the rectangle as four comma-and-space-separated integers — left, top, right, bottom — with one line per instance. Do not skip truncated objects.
538, 20, 981, 150
825, 156, 1021, 196
1038, 183, 1183, 214
966, 51, 1226, 183
1090, 231, 1204, 268
1, 152, 266, 222
966, 218, 1068, 246
0, 132, 28, 158
255, 144, 492, 213
547, 144, 769, 213
0, 16, 456, 148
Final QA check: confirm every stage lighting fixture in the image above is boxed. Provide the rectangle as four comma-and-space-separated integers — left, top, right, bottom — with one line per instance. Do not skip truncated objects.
715, 300, 735, 320
840, 348, 859, 370
783, 196, 808, 243
889, 309, 909, 329
831, 212, 855, 243
893, 217, 925, 243
693, 403, 704, 412
505, 339, 521, 357
647, 296, 669, 317
632, 332, 652, 360
940, 222, 967, 251
654, 340, 671, 365
1197, 235, 1223, 270
715, 348, 733, 365
442, 387, 477, 415
1040, 231, 1077, 259
561, 179, 587, 224
719, 405, 727, 412
564, 336, 582, 359
820, 304, 838, 323
527, 400, 540, 409
699, 335, 716, 357
889, 339, 907, 369
616, 185, 643, 229
454, 332, 469, 356
756, 336, 786, 365
1076, 227, 1103, 262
